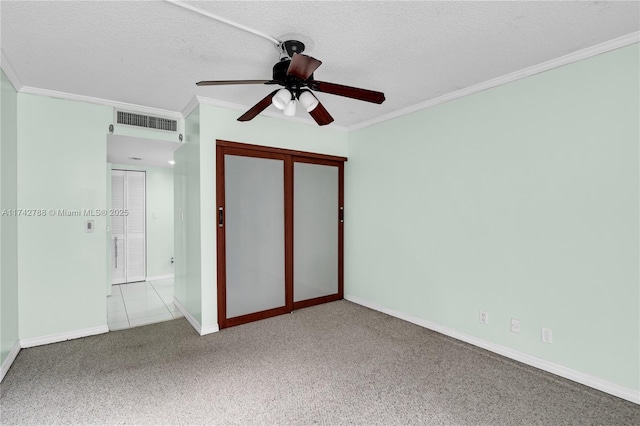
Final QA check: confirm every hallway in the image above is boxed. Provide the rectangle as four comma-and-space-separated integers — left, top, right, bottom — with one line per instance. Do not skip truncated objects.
107, 279, 182, 330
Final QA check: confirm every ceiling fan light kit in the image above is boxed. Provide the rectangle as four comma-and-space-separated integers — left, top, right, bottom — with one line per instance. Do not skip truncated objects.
298, 90, 319, 112
272, 88, 293, 110
196, 38, 386, 126
283, 99, 297, 117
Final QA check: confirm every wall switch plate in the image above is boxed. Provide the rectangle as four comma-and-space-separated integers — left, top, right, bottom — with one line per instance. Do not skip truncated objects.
542, 328, 553, 344
510, 318, 521, 333
479, 310, 489, 324
85, 220, 94, 233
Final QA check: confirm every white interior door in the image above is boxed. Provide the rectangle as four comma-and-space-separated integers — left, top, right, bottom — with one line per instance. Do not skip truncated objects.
125, 171, 146, 282
110, 170, 145, 284
111, 171, 126, 284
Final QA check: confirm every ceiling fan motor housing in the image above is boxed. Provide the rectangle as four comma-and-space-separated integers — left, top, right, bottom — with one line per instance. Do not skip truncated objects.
272, 59, 290, 82
272, 58, 312, 91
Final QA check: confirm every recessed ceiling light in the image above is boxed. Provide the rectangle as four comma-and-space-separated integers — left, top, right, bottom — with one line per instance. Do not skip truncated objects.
168, 160, 175, 165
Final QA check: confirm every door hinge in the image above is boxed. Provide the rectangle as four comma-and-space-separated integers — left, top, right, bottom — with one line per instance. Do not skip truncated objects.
339, 206, 344, 223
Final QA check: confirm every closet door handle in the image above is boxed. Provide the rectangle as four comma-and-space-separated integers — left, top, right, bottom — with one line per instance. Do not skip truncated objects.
114, 236, 118, 268
218, 207, 224, 227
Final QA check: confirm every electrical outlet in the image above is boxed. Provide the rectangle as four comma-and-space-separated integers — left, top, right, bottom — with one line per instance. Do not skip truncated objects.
510, 318, 520, 333
542, 328, 553, 344
479, 310, 489, 324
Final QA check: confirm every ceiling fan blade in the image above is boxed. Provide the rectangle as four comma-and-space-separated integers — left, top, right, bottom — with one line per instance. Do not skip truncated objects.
237, 90, 279, 122
287, 53, 322, 80
310, 80, 385, 104
308, 101, 334, 126
196, 80, 273, 86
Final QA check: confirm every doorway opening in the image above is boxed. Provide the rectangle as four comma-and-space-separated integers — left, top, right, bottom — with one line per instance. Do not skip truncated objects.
106, 133, 181, 331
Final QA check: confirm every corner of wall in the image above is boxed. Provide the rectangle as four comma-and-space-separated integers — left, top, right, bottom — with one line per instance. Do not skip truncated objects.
0, 341, 20, 383
173, 104, 203, 325
1, 67, 20, 378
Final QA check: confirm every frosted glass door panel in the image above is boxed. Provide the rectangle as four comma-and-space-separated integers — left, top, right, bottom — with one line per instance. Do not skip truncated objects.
294, 162, 339, 302
225, 155, 285, 318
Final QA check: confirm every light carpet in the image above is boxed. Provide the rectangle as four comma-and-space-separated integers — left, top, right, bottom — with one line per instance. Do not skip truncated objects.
1, 300, 638, 425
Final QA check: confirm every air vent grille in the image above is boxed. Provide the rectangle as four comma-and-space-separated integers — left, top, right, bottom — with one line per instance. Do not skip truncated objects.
117, 111, 177, 132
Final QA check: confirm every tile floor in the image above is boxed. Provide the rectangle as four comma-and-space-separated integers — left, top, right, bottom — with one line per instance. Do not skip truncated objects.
107, 279, 183, 331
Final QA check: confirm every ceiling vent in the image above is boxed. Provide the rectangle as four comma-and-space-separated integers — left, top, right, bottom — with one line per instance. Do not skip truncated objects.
116, 110, 177, 132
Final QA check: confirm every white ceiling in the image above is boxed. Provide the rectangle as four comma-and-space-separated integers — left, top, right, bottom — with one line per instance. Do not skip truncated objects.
1, 1, 638, 128
107, 134, 181, 168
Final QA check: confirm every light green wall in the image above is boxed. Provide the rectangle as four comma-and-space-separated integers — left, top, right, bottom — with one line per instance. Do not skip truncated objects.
345, 45, 639, 390
4, 41, 635, 398
197, 104, 349, 329
174, 106, 202, 323
1, 69, 19, 365
110, 163, 174, 278
17, 94, 111, 339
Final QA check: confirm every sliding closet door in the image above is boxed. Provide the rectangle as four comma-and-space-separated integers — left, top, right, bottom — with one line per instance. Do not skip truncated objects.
218, 150, 291, 327
217, 140, 344, 329
293, 159, 343, 308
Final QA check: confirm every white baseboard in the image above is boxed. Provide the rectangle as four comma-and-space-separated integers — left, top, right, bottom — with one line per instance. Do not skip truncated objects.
19, 325, 109, 349
0, 341, 21, 383
200, 323, 220, 335
146, 274, 174, 281
345, 294, 640, 405
173, 297, 219, 336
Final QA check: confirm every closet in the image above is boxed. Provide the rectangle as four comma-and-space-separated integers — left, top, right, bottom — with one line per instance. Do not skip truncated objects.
216, 141, 345, 328
111, 170, 146, 284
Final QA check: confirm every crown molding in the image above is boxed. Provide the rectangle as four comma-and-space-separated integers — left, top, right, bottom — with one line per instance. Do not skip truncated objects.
348, 31, 640, 131
6, 32, 637, 132
0, 50, 23, 91
182, 95, 201, 117
189, 95, 349, 132
19, 86, 183, 119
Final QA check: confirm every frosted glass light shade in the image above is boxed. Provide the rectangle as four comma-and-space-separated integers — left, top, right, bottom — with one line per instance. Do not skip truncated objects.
283, 99, 297, 116
298, 91, 319, 112
272, 89, 291, 110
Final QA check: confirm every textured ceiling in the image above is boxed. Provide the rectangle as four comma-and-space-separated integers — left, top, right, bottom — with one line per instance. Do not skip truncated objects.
1, 1, 638, 128
107, 134, 181, 168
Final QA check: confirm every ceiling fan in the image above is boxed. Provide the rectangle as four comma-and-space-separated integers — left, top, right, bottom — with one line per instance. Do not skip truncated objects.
196, 40, 386, 126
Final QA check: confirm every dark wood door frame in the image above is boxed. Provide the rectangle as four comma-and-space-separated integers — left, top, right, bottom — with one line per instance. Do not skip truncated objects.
216, 140, 346, 329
